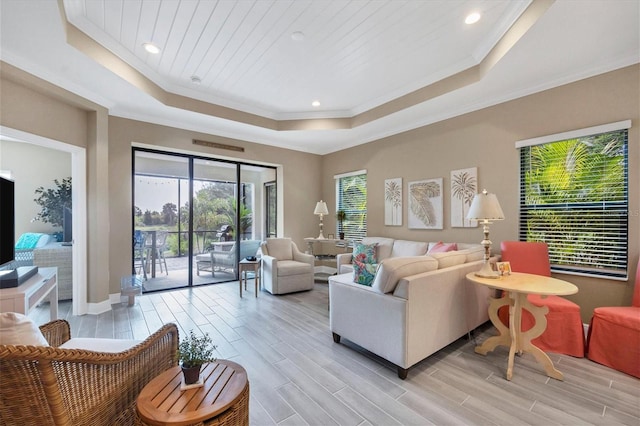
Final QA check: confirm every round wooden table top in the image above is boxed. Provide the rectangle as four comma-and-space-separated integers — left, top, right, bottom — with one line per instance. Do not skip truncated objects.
466, 271, 578, 296
136, 360, 248, 426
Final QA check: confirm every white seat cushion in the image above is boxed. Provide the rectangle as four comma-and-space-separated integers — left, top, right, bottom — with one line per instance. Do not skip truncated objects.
390, 240, 429, 257
60, 338, 141, 353
0, 312, 49, 346
276, 260, 313, 277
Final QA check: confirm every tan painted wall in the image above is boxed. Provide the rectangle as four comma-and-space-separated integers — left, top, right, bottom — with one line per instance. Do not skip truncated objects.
323, 64, 640, 322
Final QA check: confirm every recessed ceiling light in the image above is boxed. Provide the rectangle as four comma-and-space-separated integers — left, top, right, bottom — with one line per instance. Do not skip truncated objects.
312, 100, 321, 107
291, 31, 305, 42
190, 76, 201, 85
465, 12, 481, 25
143, 42, 161, 54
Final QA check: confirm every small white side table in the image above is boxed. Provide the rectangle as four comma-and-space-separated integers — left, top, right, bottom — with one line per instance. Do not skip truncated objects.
238, 259, 261, 298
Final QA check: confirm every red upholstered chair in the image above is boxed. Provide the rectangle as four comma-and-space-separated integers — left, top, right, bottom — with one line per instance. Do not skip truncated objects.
586, 259, 640, 378
498, 241, 585, 357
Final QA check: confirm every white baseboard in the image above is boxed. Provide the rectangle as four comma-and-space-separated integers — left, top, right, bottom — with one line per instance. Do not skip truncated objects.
85, 295, 117, 315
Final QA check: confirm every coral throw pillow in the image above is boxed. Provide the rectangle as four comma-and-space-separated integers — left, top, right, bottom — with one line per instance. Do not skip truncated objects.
353, 260, 378, 286
428, 241, 458, 253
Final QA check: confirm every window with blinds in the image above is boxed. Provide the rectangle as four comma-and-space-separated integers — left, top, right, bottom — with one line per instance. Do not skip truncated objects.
518, 125, 629, 279
335, 171, 367, 242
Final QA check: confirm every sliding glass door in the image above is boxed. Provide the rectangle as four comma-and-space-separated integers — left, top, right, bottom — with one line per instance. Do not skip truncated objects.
133, 148, 275, 292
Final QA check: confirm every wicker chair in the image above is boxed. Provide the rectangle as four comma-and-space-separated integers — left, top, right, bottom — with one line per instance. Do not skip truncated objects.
0, 320, 178, 426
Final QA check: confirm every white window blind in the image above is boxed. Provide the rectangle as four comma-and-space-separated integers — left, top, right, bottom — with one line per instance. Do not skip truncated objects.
335, 171, 367, 242
518, 125, 629, 279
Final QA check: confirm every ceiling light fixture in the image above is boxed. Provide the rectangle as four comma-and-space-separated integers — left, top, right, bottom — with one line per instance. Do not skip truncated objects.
143, 42, 161, 54
291, 31, 305, 42
311, 100, 321, 107
190, 76, 201, 85
465, 12, 481, 25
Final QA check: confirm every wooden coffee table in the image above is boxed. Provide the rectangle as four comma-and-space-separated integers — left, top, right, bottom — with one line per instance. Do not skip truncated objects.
136, 360, 249, 425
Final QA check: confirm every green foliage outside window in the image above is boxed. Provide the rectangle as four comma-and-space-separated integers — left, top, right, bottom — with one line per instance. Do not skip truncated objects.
520, 129, 628, 277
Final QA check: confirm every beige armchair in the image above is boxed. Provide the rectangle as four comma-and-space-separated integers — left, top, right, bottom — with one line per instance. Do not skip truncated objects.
0, 319, 178, 425
260, 238, 314, 294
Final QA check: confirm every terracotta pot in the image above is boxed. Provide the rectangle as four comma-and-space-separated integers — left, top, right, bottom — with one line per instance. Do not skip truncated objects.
181, 365, 201, 385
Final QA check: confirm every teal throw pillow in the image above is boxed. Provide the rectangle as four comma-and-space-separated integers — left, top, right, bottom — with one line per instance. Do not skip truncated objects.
353, 242, 377, 264
353, 260, 378, 286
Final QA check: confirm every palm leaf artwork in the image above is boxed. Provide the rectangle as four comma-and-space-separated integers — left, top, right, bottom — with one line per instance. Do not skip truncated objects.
450, 168, 477, 227
409, 179, 442, 228
384, 178, 402, 225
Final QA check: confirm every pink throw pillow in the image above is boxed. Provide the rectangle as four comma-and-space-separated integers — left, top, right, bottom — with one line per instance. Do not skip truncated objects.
428, 242, 458, 253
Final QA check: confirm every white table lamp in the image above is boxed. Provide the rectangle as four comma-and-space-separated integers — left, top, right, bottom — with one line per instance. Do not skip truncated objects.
466, 189, 505, 278
314, 200, 329, 239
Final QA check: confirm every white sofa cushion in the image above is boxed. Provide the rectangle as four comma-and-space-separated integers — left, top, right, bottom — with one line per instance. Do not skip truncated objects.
60, 338, 141, 352
457, 244, 484, 262
265, 238, 293, 260
372, 256, 438, 294
390, 240, 429, 257
429, 251, 468, 269
362, 237, 394, 261
0, 312, 49, 346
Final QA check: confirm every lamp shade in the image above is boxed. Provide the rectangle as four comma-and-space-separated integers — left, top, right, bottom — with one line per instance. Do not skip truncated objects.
466, 190, 505, 222
314, 200, 329, 216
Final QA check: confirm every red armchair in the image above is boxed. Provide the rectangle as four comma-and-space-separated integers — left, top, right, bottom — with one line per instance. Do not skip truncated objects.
586, 259, 640, 378
498, 241, 585, 357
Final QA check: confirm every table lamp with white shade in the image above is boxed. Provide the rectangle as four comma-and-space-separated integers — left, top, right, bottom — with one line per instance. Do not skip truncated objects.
466, 189, 505, 278
314, 200, 329, 239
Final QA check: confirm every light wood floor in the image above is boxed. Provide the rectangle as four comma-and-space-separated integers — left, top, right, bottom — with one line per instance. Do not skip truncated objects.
32, 281, 639, 426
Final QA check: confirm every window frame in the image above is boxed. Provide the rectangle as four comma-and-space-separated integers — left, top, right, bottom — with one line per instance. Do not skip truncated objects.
516, 121, 630, 280
334, 170, 367, 243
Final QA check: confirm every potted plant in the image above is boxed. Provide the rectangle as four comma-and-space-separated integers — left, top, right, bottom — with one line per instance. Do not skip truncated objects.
336, 210, 347, 240
177, 330, 217, 385
33, 177, 72, 240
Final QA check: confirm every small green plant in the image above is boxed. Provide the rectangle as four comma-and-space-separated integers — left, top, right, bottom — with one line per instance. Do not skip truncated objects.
177, 330, 217, 368
336, 210, 347, 236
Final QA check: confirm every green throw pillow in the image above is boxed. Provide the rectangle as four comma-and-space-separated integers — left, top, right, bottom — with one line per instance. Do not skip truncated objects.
353, 260, 378, 286
353, 242, 377, 264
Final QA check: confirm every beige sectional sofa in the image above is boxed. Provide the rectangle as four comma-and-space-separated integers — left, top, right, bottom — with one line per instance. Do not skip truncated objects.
329, 237, 493, 379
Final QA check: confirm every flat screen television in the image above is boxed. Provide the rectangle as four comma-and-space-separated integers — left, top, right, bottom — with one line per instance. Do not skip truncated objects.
0, 176, 15, 268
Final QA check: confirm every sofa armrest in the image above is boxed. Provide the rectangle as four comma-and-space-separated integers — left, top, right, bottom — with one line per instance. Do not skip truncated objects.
292, 243, 315, 266
336, 253, 353, 274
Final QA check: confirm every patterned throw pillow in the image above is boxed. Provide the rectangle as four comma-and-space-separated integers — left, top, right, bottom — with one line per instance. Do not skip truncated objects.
353, 260, 378, 286
353, 242, 377, 264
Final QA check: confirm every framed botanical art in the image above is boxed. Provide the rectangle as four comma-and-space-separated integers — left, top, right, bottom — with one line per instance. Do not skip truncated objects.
408, 178, 443, 229
450, 167, 477, 227
384, 178, 402, 226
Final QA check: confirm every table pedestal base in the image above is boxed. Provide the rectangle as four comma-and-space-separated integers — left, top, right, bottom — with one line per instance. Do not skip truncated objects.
475, 292, 564, 381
